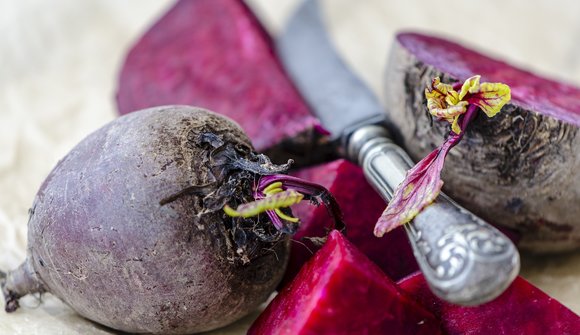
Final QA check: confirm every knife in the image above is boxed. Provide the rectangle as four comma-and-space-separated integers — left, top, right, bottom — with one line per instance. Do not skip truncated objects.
276, 0, 519, 306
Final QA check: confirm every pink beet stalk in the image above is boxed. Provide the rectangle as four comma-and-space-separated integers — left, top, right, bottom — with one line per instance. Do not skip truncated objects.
224, 174, 345, 235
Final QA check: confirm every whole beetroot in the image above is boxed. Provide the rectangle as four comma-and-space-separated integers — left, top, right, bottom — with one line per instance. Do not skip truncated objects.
1, 106, 292, 334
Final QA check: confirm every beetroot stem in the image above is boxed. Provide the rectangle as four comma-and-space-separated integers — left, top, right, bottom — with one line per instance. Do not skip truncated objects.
257, 175, 345, 233
224, 174, 345, 234
447, 104, 479, 147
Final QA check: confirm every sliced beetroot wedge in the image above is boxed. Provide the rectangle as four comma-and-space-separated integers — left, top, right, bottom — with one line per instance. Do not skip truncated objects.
279, 159, 417, 288
385, 32, 580, 252
398, 272, 580, 335
249, 231, 441, 335
116, 0, 320, 152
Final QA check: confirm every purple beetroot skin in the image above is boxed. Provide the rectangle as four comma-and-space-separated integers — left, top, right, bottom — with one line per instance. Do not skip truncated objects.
116, 0, 320, 152
249, 230, 441, 335
398, 272, 580, 335
279, 159, 418, 288
385, 32, 580, 252
1, 106, 290, 334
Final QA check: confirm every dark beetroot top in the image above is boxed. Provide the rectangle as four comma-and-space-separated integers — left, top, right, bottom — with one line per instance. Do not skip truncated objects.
398, 32, 580, 127
116, 0, 318, 150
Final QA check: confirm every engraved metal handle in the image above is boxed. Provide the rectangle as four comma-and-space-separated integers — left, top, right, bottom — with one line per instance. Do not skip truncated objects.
347, 125, 520, 305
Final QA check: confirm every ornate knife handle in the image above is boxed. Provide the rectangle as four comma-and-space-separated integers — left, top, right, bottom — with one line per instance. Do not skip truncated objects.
347, 125, 520, 305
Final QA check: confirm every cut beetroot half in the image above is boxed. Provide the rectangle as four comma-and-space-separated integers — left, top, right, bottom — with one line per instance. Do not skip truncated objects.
398, 272, 580, 335
249, 230, 441, 335
385, 32, 580, 252
279, 159, 418, 288
116, 0, 320, 152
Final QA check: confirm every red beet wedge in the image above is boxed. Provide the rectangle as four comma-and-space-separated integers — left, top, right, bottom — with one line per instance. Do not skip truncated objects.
385, 32, 580, 252
249, 230, 441, 335
116, 0, 319, 152
398, 273, 580, 335
280, 159, 417, 288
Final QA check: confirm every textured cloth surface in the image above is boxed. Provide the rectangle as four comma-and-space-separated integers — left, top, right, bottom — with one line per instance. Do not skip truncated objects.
1, 0, 578, 333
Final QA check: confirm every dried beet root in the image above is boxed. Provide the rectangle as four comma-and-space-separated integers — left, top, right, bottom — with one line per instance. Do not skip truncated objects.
116, 0, 325, 159
398, 272, 580, 335
1, 106, 291, 334
249, 230, 442, 335
384, 32, 580, 252
279, 159, 418, 288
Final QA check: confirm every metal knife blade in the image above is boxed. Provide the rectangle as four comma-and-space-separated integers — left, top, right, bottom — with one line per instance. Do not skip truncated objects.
275, 0, 384, 142
276, 0, 519, 306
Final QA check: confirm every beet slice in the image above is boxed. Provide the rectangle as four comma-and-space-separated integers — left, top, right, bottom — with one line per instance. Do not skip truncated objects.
116, 0, 321, 153
279, 159, 417, 288
385, 32, 580, 252
398, 272, 580, 335
249, 230, 441, 335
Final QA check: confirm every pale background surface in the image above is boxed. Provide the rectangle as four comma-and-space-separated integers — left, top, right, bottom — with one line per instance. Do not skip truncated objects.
0, 0, 578, 334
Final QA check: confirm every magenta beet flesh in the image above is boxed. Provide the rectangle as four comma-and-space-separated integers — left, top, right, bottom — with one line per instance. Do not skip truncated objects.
116, 0, 318, 151
398, 32, 580, 126
249, 230, 441, 335
398, 273, 580, 335
280, 159, 418, 288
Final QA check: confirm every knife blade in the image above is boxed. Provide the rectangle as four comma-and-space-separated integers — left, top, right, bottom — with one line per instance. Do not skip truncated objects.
276, 0, 519, 305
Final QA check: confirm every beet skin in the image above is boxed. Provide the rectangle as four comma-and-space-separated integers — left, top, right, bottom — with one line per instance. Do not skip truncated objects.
116, 0, 320, 155
385, 32, 580, 252
398, 272, 580, 334
250, 231, 441, 335
1, 106, 289, 334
